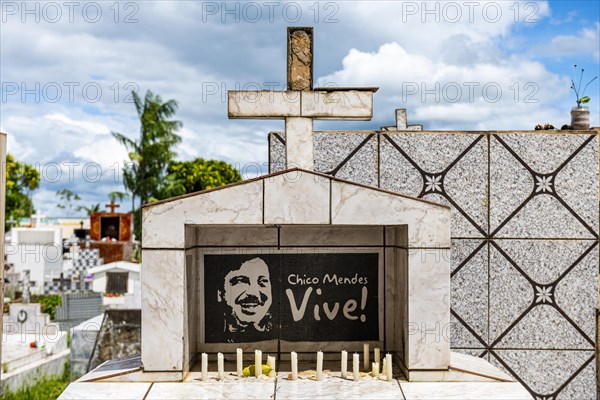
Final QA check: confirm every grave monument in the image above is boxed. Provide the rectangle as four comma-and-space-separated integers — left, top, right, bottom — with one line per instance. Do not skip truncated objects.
88, 201, 135, 263
59, 28, 533, 399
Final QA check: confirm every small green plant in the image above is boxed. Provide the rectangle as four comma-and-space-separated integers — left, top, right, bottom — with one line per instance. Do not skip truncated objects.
571, 65, 597, 107
30, 294, 62, 320
1, 362, 70, 400
3, 362, 9, 373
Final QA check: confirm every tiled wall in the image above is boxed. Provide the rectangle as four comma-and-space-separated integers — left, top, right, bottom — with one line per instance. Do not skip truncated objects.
270, 130, 599, 399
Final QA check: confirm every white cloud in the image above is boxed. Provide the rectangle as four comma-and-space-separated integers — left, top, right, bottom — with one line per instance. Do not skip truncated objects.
538, 23, 600, 61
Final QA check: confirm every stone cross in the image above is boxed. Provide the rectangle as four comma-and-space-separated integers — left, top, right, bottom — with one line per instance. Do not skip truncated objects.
106, 200, 120, 213
31, 211, 45, 228
228, 27, 378, 169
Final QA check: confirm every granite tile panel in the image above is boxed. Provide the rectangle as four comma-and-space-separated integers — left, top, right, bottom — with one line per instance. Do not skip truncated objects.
489, 137, 533, 234
496, 194, 596, 239
269, 132, 286, 173
380, 133, 487, 238
380, 136, 423, 196
450, 240, 488, 348
554, 243, 599, 342
492, 240, 594, 284
490, 350, 595, 399
490, 133, 598, 238
554, 135, 599, 234
556, 361, 597, 400
495, 305, 593, 350
489, 243, 533, 343
496, 133, 591, 174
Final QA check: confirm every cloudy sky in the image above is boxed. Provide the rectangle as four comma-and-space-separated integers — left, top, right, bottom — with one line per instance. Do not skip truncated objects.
1, 0, 598, 217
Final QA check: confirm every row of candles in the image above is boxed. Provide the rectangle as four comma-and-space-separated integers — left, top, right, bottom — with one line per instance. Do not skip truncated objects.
200, 344, 393, 382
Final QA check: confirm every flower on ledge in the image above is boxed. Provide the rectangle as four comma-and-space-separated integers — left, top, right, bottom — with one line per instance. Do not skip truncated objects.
535, 286, 553, 304
425, 175, 442, 192
535, 176, 553, 193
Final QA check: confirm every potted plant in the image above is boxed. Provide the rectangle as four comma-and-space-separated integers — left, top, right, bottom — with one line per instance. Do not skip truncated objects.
570, 65, 597, 130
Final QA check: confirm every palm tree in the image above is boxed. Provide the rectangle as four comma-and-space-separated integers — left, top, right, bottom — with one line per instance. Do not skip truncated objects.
112, 90, 182, 237
79, 203, 101, 216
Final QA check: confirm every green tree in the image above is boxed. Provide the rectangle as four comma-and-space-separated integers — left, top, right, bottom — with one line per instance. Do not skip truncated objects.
5, 154, 40, 230
161, 158, 242, 197
56, 188, 81, 217
78, 203, 101, 216
112, 90, 182, 238
108, 191, 129, 203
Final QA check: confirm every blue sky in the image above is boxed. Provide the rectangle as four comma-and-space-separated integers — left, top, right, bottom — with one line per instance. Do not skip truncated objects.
1, 0, 598, 217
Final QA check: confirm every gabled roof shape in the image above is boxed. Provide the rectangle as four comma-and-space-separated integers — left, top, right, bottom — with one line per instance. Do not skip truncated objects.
142, 168, 450, 249
87, 261, 140, 275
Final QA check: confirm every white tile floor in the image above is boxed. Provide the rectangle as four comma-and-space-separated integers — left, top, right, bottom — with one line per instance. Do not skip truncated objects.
59, 373, 533, 400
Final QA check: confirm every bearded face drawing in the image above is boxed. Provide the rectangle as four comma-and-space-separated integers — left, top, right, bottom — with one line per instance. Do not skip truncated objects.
217, 257, 273, 337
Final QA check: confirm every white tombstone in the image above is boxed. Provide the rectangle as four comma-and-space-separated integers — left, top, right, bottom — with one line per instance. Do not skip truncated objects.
6, 227, 63, 294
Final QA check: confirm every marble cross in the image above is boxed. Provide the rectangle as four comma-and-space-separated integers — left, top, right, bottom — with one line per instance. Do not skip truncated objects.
31, 210, 45, 228
106, 200, 120, 213
228, 27, 378, 169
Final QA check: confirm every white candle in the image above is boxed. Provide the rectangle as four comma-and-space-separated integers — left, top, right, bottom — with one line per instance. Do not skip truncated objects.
291, 351, 298, 380
316, 351, 323, 381
382, 357, 387, 379
386, 354, 393, 381
363, 343, 369, 371
217, 352, 224, 380
353, 353, 360, 381
371, 362, 379, 377
267, 355, 276, 378
374, 347, 380, 365
236, 348, 243, 377
341, 350, 348, 379
255, 349, 262, 377
201, 352, 208, 381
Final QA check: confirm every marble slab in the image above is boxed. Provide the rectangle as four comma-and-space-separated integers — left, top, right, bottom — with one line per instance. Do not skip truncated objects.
58, 382, 151, 399
146, 379, 276, 400
301, 90, 373, 120
406, 249, 451, 370
285, 117, 314, 169
276, 373, 404, 399
141, 250, 185, 371
228, 90, 300, 118
331, 181, 451, 247
263, 170, 330, 224
142, 180, 263, 249
399, 382, 533, 399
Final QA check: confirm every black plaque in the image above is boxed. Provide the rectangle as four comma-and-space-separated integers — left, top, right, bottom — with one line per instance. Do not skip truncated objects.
203, 253, 379, 343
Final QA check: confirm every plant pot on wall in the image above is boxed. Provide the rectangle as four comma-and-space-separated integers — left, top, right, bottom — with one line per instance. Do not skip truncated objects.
571, 106, 590, 130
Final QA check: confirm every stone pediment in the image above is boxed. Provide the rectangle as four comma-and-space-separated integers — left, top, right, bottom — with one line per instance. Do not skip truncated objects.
142, 168, 451, 250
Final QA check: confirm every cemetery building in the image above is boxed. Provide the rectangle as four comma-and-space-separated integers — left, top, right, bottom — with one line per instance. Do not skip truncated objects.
54, 27, 596, 399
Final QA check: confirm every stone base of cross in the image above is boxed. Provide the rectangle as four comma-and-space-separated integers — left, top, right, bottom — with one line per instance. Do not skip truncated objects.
228, 27, 378, 170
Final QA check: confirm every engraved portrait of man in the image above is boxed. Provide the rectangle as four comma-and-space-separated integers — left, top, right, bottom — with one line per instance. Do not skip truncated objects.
218, 257, 273, 336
